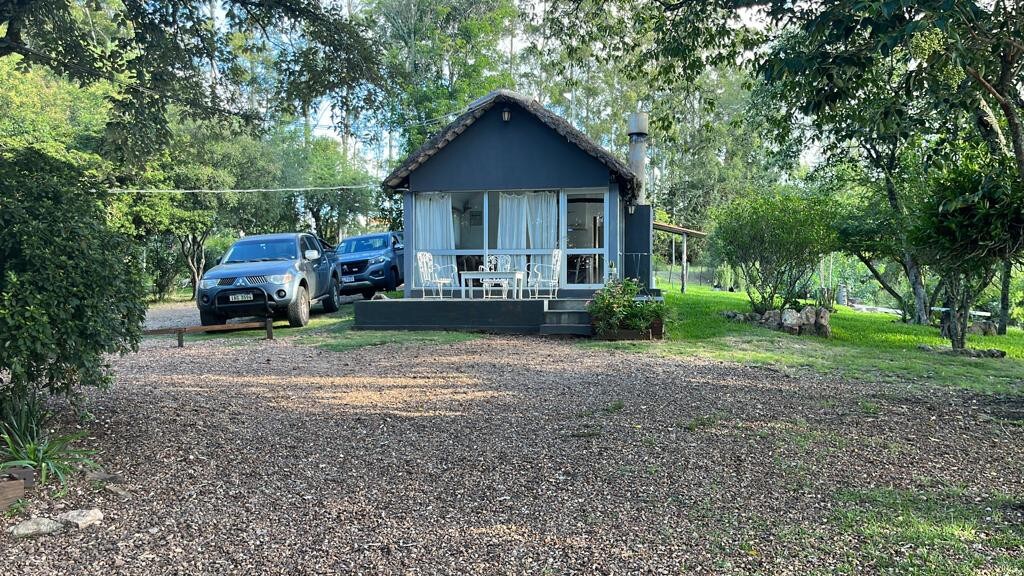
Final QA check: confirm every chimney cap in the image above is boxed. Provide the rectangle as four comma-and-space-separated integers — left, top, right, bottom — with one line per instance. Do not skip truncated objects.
627, 112, 649, 137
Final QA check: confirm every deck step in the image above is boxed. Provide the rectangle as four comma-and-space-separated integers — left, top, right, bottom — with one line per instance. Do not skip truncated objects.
544, 310, 591, 325
545, 299, 590, 311
540, 323, 593, 336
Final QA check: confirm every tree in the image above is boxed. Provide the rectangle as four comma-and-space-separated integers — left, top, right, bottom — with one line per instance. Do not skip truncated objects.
709, 187, 838, 314
0, 144, 146, 403
913, 144, 1024, 349
371, 0, 516, 151
1, 0, 384, 164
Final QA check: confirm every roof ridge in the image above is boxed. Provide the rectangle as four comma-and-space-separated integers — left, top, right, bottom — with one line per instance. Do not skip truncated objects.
384, 90, 640, 201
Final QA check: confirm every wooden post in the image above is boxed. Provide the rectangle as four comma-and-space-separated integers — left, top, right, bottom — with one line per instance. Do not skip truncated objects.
177, 330, 184, 348
681, 233, 688, 293
669, 235, 676, 286
265, 316, 274, 340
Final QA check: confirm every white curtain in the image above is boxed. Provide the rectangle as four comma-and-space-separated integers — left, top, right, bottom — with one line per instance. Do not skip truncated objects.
527, 191, 558, 272
413, 193, 456, 286
497, 192, 529, 271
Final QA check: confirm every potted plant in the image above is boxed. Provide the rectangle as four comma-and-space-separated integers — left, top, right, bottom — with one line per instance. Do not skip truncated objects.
588, 279, 666, 340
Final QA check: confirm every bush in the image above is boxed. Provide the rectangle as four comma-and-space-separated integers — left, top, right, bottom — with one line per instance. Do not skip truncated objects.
709, 188, 837, 314
0, 144, 147, 402
588, 279, 666, 336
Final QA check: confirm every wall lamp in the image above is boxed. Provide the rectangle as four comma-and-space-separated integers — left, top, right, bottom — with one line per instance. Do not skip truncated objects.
502, 107, 511, 122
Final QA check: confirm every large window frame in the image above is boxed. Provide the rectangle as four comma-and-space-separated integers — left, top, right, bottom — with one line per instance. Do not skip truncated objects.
410, 188, 609, 292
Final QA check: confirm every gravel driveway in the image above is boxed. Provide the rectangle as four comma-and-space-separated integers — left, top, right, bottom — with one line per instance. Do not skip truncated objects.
3, 334, 1022, 574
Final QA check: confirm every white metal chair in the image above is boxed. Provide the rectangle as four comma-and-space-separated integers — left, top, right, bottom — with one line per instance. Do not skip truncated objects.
479, 254, 513, 299
527, 248, 562, 299
416, 251, 456, 298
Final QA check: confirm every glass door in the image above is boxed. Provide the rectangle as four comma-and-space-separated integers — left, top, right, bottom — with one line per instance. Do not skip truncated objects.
560, 189, 607, 288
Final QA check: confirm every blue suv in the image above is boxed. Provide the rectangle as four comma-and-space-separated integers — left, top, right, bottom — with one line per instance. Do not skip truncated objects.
197, 233, 344, 327
336, 232, 405, 299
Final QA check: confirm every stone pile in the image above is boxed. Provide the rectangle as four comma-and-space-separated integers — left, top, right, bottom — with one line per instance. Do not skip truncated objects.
721, 305, 833, 338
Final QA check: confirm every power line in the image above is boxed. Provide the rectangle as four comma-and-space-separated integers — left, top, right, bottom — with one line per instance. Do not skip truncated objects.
110, 184, 379, 194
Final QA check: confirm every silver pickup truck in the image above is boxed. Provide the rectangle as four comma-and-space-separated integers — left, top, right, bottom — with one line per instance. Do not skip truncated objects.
196, 233, 344, 327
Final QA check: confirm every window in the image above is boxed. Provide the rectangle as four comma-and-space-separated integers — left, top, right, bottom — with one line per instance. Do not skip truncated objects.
566, 194, 604, 249
223, 238, 299, 263
339, 235, 389, 254
451, 191, 484, 250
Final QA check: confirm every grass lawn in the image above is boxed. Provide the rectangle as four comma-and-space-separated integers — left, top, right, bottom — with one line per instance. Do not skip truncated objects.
594, 285, 1024, 396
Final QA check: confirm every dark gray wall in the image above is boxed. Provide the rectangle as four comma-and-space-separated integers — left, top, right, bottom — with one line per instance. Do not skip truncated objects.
354, 299, 546, 333
409, 103, 613, 192
623, 205, 653, 290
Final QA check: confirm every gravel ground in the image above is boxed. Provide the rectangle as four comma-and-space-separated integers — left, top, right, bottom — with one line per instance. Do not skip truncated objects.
3, 334, 1022, 574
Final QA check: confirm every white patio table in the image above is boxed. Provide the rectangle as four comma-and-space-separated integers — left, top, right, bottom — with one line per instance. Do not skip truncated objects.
460, 270, 526, 299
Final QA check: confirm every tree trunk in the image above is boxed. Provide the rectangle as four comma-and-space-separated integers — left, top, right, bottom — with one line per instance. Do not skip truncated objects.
998, 258, 1012, 335
904, 253, 930, 324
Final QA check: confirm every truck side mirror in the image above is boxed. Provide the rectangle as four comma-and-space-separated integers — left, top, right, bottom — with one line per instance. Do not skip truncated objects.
304, 249, 321, 261
394, 243, 404, 251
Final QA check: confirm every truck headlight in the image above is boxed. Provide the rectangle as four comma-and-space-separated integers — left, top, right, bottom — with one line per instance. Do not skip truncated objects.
267, 273, 294, 284
370, 256, 388, 264
199, 278, 219, 289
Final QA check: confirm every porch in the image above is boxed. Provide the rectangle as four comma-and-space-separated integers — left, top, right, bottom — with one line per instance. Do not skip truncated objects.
353, 297, 594, 336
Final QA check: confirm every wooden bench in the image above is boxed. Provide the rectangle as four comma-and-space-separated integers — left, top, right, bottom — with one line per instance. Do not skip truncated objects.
143, 317, 276, 347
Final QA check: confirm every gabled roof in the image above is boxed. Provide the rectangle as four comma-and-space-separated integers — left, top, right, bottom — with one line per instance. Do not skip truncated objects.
383, 89, 640, 200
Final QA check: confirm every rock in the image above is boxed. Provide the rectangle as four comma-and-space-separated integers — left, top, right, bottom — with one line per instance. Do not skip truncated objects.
815, 307, 832, 338
745, 312, 762, 323
761, 310, 782, 329
799, 306, 817, 327
10, 517, 64, 538
781, 309, 801, 333
85, 469, 123, 484
104, 484, 130, 499
56, 509, 103, 529
967, 320, 997, 336
371, 293, 390, 300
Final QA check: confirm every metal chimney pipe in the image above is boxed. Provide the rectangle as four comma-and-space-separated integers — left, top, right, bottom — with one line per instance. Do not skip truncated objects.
627, 112, 649, 205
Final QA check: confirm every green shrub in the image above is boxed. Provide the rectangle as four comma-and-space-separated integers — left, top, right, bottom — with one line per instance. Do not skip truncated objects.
1, 430, 96, 486
588, 279, 666, 335
0, 144, 147, 401
709, 188, 837, 314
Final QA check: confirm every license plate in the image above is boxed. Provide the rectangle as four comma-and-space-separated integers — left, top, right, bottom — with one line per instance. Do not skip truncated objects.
341, 275, 355, 283
229, 293, 254, 302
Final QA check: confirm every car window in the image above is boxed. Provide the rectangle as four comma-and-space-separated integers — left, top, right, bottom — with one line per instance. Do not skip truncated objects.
301, 236, 319, 257
338, 236, 389, 254
223, 239, 299, 263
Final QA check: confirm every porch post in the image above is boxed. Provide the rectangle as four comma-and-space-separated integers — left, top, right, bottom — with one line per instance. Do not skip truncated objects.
682, 232, 688, 293
403, 191, 414, 299
670, 234, 675, 286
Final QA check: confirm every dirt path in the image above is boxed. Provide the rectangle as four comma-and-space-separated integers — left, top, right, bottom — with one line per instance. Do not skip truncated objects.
3, 334, 1022, 574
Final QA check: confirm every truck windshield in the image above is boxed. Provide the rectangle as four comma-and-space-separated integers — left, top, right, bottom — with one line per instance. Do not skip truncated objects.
338, 236, 388, 254
223, 239, 298, 263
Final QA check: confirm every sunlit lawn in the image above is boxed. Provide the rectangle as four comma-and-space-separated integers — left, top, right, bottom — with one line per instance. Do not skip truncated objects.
594, 284, 1024, 396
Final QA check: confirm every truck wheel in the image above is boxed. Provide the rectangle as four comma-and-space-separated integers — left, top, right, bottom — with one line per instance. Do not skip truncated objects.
322, 276, 342, 313
200, 310, 225, 326
385, 266, 398, 291
287, 285, 310, 327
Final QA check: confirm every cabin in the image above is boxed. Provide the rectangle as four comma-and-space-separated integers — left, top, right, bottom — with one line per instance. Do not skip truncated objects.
354, 89, 656, 335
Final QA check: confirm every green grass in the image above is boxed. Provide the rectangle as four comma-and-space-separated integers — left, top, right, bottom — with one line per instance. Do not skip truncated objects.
831, 487, 1024, 574
594, 285, 1024, 395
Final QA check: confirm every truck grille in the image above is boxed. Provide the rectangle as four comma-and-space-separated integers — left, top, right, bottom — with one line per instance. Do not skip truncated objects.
217, 276, 268, 286
340, 260, 368, 274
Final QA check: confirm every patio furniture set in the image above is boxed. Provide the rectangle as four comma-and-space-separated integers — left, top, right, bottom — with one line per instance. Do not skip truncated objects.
416, 249, 563, 299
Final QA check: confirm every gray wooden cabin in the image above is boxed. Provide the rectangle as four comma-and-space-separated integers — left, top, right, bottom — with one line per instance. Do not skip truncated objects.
354, 89, 655, 335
